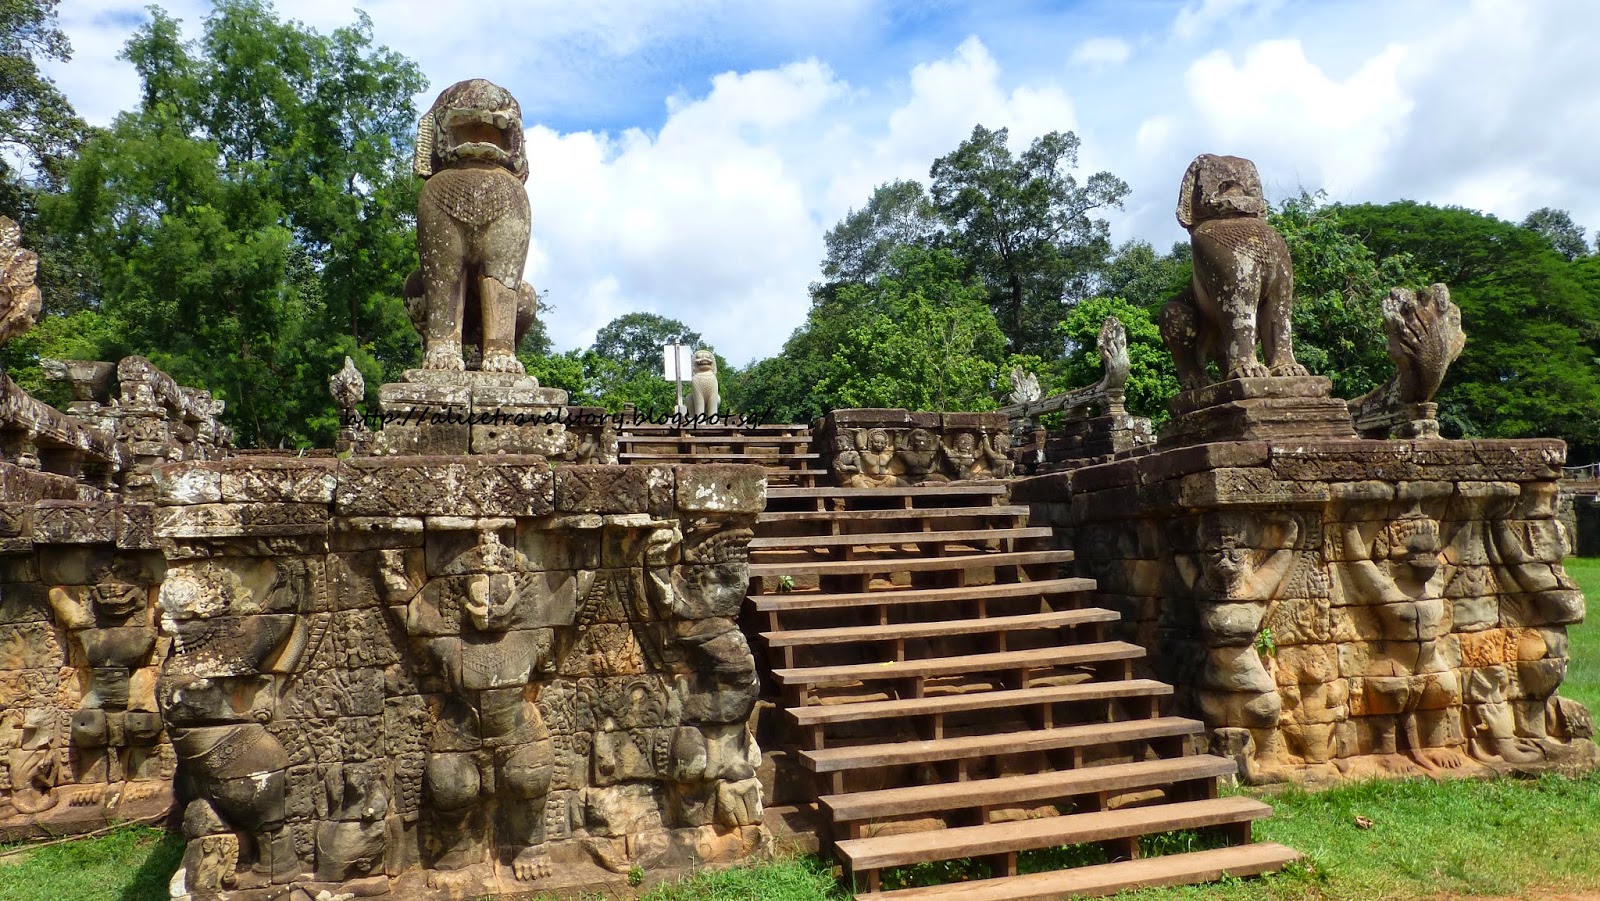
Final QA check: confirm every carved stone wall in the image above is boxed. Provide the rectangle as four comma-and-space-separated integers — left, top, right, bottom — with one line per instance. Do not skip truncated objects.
0, 464, 175, 840
150, 456, 766, 900
819, 409, 1013, 487
1016, 438, 1597, 785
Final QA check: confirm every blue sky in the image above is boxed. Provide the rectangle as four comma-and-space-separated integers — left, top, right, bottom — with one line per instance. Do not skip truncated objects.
47, 0, 1600, 364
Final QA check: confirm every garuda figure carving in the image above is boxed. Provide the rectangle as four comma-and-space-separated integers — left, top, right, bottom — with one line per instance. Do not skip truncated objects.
405, 79, 539, 373
1160, 154, 1307, 389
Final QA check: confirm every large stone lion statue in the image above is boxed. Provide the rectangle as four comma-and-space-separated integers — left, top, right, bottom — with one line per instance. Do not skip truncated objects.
403, 79, 539, 373
1158, 154, 1307, 390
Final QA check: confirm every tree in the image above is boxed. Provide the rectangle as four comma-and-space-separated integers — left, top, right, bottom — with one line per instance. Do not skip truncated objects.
737, 247, 1006, 419
1271, 191, 1421, 400
929, 125, 1128, 357
0, 0, 82, 184
820, 179, 939, 286
1521, 207, 1588, 261
1056, 296, 1178, 423
1091, 239, 1190, 313
31, 1, 425, 447
1338, 201, 1600, 455
584, 312, 710, 413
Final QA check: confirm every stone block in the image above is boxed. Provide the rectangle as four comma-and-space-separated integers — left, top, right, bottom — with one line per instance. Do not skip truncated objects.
32, 501, 116, 544
335, 457, 554, 517
674, 465, 765, 513
217, 459, 338, 504
554, 466, 652, 514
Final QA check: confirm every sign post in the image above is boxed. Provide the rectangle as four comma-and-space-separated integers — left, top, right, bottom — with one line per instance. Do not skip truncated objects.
662, 342, 693, 418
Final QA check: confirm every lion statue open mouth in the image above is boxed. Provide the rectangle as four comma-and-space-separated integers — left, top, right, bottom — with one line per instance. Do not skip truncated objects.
404, 78, 538, 374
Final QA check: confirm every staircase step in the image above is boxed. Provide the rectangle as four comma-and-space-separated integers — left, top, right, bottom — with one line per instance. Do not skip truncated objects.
837, 796, 1272, 873
749, 549, 1074, 578
752, 577, 1094, 612
774, 641, 1144, 689
791, 680, 1172, 728
759, 505, 1031, 523
763, 609, 1115, 648
821, 754, 1234, 824
616, 434, 811, 444
749, 527, 1052, 550
620, 452, 820, 461
864, 843, 1301, 900
802, 717, 1204, 773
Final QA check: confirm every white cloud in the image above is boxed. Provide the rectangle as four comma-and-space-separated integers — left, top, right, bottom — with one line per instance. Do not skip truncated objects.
526, 39, 1088, 364
1170, 0, 1283, 42
1069, 37, 1131, 68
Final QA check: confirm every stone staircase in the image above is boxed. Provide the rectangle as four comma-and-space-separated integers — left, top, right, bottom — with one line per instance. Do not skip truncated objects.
616, 422, 823, 486
745, 481, 1298, 899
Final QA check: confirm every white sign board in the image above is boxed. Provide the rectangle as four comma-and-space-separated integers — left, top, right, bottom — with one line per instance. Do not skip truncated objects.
661, 344, 695, 382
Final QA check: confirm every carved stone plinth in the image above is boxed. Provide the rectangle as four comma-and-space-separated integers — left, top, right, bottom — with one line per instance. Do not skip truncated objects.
143, 456, 767, 898
375, 372, 570, 458
1159, 376, 1356, 449
1026, 413, 1152, 474
1016, 437, 1598, 786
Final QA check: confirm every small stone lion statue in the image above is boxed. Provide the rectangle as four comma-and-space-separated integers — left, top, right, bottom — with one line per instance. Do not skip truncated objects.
690, 348, 720, 417
1159, 154, 1308, 389
403, 79, 539, 374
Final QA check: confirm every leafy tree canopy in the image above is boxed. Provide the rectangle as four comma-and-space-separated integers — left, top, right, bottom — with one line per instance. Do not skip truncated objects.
930, 125, 1128, 357
1337, 200, 1600, 456
19, 0, 425, 447
1521, 207, 1589, 261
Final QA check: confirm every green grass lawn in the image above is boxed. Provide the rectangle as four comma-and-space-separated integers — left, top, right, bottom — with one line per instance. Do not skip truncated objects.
5, 559, 1598, 901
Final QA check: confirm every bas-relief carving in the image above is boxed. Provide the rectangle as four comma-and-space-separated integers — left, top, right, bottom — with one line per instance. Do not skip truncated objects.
145, 476, 764, 898
1140, 474, 1593, 784
831, 426, 1013, 487
1160, 154, 1307, 389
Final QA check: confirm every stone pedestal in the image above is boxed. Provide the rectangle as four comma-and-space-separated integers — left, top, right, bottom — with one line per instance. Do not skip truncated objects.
1016, 437, 1598, 785
1159, 376, 1356, 448
374, 371, 572, 457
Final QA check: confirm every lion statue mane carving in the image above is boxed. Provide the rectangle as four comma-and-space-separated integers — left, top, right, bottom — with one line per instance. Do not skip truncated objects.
403, 78, 539, 374
1159, 154, 1308, 390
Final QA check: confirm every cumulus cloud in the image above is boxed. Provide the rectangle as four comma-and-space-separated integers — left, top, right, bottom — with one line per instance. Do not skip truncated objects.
526, 38, 1087, 363
43, 0, 1600, 367
1069, 37, 1132, 68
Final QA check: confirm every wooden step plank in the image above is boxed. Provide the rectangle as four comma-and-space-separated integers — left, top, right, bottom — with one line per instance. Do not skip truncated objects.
802, 717, 1203, 773
767, 484, 1007, 499
750, 527, 1052, 550
749, 550, 1074, 578
758, 505, 1030, 523
774, 641, 1144, 687
863, 843, 1301, 900
821, 754, 1234, 823
616, 434, 812, 444
620, 452, 820, 461
620, 423, 807, 432
751, 577, 1094, 612
762, 609, 1115, 647
790, 679, 1171, 727
837, 796, 1272, 871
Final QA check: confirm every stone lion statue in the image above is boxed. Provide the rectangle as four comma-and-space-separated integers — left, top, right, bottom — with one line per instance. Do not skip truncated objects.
1159, 154, 1307, 390
689, 348, 720, 417
403, 79, 539, 373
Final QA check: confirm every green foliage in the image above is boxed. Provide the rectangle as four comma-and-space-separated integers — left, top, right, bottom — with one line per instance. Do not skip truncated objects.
16, 0, 425, 448
0, 825, 183, 901
1558, 558, 1600, 713
930, 125, 1128, 357
1522, 207, 1590, 261
582, 312, 705, 413
1337, 201, 1600, 456
1271, 192, 1421, 400
820, 178, 939, 286
741, 246, 1006, 420
1057, 295, 1178, 423
0, 0, 82, 174
1093, 238, 1191, 311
